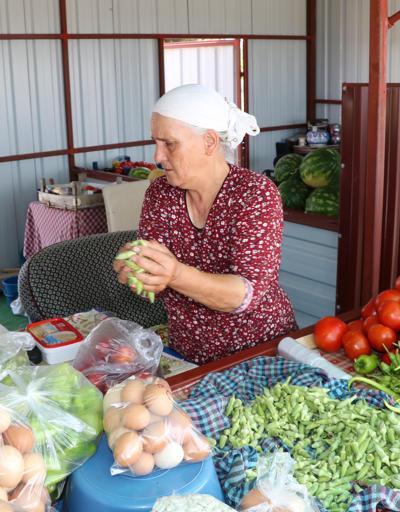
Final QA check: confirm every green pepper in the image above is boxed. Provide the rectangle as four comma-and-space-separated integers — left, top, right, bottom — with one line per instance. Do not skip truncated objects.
354, 354, 379, 374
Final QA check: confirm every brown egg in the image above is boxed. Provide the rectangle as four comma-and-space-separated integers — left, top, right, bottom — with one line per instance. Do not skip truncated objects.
0, 445, 24, 489
239, 488, 268, 511
142, 421, 168, 454
103, 408, 121, 433
3, 425, 35, 454
22, 453, 46, 483
131, 452, 155, 476
122, 404, 151, 431
182, 431, 211, 462
153, 378, 171, 392
0, 502, 12, 512
103, 386, 123, 412
107, 427, 131, 449
148, 412, 162, 424
121, 380, 146, 404
167, 408, 193, 444
0, 408, 11, 434
143, 384, 173, 416
0, 489, 7, 502
113, 432, 143, 467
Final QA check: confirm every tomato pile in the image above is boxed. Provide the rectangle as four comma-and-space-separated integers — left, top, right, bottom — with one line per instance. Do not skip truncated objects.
314, 277, 400, 367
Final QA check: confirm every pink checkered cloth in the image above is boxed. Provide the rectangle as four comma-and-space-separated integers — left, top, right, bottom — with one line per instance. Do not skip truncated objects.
23, 201, 107, 259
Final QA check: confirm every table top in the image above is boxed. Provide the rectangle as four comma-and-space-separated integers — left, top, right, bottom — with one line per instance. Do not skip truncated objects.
24, 201, 107, 259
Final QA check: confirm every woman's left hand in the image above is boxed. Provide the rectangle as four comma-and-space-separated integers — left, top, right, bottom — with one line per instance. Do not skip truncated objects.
130, 240, 182, 293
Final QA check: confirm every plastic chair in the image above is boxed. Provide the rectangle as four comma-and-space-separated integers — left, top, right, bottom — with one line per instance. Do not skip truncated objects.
102, 180, 149, 232
18, 231, 167, 327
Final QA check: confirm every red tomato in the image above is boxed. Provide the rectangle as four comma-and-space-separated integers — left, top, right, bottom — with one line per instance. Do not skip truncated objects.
347, 319, 364, 333
342, 331, 372, 360
109, 345, 136, 364
377, 300, 400, 331
314, 316, 348, 353
361, 298, 376, 319
375, 289, 400, 308
367, 323, 397, 352
363, 313, 379, 335
86, 372, 106, 393
395, 276, 400, 291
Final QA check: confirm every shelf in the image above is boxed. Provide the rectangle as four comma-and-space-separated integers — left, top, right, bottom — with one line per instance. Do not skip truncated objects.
283, 208, 339, 232
71, 167, 142, 183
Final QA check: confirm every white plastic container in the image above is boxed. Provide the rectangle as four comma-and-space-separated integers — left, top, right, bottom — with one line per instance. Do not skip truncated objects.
278, 337, 350, 380
35, 335, 84, 364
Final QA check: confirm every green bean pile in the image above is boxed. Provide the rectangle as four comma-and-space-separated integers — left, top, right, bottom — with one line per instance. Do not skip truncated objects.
219, 381, 400, 512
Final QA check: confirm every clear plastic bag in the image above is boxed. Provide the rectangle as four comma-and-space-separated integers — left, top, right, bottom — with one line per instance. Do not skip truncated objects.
0, 364, 103, 497
104, 375, 212, 477
0, 405, 52, 512
239, 452, 319, 512
73, 318, 163, 393
0, 332, 34, 384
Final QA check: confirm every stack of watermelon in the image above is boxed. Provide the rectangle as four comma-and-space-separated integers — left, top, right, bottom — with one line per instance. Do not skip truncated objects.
274, 148, 341, 217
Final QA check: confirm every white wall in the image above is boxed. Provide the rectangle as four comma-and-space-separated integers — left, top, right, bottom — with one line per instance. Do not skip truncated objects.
316, 0, 400, 122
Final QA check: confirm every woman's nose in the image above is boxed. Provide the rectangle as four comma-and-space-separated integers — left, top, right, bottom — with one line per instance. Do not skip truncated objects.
154, 142, 166, 164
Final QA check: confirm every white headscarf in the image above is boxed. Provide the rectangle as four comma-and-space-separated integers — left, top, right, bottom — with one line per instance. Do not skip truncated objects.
152, 84, 260, 150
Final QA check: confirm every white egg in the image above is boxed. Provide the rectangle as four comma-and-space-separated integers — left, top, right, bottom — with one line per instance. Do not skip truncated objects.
154, 442, 184, 470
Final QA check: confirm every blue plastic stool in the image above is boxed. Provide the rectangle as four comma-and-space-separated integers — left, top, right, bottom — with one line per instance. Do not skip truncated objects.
63, 435, 224, 512
2, 275, 18, 305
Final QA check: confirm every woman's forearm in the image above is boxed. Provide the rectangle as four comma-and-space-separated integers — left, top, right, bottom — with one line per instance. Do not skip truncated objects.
169, 262, 247, 312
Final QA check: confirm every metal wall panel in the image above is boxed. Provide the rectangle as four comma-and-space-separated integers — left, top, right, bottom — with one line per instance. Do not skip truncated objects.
0, 41, 66, 156
248, 40, 307, 127
67, 0, 189, 33
188, 0, 252, 35
0, 0, 59, 33
69, 39, 159, 149
280, 222, 339, 328
164, 45, 235, 101
316, 0, 400, 121
252, 0, 306, 35
0, 157, 68, 267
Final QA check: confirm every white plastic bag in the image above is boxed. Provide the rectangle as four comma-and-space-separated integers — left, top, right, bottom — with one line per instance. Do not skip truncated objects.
73, 318, 163, 393
0, 332, 34, 383
152, 494, 235, 511
10, 298, 26, 317
239, 453, 319, 512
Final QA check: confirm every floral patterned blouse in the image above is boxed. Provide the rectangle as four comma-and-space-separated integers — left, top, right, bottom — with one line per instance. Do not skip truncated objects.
138, 164, 297, 364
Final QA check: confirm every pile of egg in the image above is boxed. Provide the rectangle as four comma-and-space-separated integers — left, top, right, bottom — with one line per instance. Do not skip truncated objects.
0, 407, 48, 512
103, 378, 211, 476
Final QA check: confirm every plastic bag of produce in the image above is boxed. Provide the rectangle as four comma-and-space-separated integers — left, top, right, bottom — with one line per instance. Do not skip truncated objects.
239, 452, 319, 512
0, 332, 34, 384
73, 318, 163, 393
0, 364, 103, 496
152, 494, 235, 511
0, 405, 52, 512
104, 376, 212, 477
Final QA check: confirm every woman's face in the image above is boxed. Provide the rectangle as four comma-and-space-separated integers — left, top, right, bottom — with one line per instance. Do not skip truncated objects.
151, 113, 208, 189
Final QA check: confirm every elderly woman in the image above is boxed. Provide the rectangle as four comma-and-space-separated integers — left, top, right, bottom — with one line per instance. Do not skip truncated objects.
115, 84, 297, 364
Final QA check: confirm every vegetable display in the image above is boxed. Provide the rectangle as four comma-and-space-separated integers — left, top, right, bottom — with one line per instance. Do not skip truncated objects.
115, 240, 156, 303
218, 381, 400, 512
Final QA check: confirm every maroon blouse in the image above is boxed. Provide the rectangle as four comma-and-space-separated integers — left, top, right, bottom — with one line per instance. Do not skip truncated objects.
138, 164, 297, 364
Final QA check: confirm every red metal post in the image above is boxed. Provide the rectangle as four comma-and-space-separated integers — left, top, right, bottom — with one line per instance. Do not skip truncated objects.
59, 0, 75, 177
306, 0, 316, 123
157, 38, 165, 97
363, 0, 389, 302
388, 10, 400, 27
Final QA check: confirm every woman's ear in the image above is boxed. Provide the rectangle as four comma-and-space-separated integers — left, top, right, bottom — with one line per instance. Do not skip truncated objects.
203, 130, 219, 155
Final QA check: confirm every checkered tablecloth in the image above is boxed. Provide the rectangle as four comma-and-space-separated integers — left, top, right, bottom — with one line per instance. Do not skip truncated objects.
23, 201, 107, 259
180, 356, 400, 512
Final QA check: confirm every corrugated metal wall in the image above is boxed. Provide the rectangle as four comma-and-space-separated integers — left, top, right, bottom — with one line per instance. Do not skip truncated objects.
0, 0, 308, 270
316, 0, 400, 122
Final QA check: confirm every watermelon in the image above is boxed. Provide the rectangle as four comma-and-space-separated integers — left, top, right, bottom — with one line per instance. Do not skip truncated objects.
278, 176, 310, 210
274, 153, 303, 183
305, 188, 340, 217
299, 148, 340, 188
